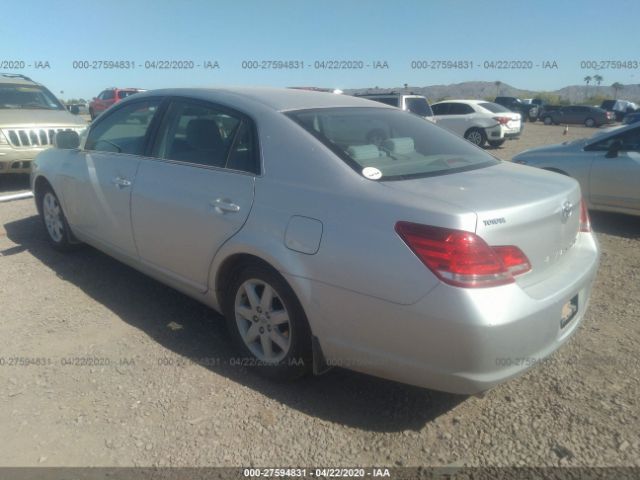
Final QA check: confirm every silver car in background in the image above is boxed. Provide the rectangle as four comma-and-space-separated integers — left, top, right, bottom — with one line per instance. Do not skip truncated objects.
513, 123, 640, 216
31, 88, 599, 394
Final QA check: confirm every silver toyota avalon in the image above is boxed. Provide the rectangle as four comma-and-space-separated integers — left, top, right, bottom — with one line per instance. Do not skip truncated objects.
30, 88, 600, 394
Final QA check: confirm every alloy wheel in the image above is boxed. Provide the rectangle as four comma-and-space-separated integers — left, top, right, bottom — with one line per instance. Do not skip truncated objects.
234, 279, 292, 363
43, 192, 64, 243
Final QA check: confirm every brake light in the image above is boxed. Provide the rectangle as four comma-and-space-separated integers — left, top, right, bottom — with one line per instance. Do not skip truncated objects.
493, 116, 511, 125
580, 199, 591, 232
395, 222, 531, 288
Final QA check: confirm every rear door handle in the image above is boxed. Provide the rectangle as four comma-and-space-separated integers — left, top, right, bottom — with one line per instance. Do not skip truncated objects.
112, 176, 132, 189
211, 198, 240, 213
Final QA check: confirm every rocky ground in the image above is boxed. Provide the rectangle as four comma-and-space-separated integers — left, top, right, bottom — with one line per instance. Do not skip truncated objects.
0, 123, 638, 469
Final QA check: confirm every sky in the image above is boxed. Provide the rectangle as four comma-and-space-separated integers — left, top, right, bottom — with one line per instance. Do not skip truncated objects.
4, 0, 640, 100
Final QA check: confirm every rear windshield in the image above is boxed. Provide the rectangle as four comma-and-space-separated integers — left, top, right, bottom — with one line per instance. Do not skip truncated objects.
479, 102, 511, 113
405, 97, 434, 117
367, 97, 399, 107
287, 107, 498, 181
0, 84, 65, 110
118, 90, 139, 99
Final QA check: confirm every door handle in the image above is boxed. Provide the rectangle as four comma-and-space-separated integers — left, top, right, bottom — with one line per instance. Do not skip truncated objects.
112, 176, 132, 189
211, 198, 240, 213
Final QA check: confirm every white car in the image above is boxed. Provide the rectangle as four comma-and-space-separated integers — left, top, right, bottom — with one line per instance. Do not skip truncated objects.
431, 100, 521, 147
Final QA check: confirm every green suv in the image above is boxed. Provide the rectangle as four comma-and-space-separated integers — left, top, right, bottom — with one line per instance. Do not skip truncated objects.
0, 73, 86, 174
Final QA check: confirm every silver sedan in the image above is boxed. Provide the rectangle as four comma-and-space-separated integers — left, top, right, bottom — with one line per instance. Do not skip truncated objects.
31, 88, 599, 394
513, 124, 640, 216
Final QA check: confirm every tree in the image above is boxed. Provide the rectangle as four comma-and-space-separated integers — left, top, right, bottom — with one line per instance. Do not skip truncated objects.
494, 80, 502, 96
584, 75, 592, 100
594, 74, 603, 95
612, 82, 624, 99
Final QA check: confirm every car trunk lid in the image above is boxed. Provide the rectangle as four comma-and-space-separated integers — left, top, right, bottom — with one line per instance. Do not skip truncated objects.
381, 162, 582, 283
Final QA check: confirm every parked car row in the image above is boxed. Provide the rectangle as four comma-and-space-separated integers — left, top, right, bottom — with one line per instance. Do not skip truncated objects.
355, 92, 522, 148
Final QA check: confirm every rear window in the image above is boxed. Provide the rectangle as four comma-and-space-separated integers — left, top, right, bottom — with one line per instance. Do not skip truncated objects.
478, 102, 511, 113
405, 97, 433, 117
366, 97, 399, 107
287, 107, 498, 181
118, 90, 139, 99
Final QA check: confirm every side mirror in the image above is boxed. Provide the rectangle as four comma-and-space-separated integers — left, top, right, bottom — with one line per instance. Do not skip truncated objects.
70, 105, 80, 115
54, 130, 80, 149
605, 139, 623, 158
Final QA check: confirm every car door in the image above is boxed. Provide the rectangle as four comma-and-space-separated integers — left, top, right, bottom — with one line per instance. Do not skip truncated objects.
587, 127, 640, 211
433, 103, 473, 136
60, 97, 163, 257
130, 98, 257, 293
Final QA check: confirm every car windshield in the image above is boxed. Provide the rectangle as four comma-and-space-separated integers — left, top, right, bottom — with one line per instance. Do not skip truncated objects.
287, 107, 498, 181
478, 102, 511, 113
404, 97, 434, 117
0, 84, 65, 110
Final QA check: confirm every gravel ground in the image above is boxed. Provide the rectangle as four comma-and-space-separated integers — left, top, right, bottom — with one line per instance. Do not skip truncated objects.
0, 123, 638, 468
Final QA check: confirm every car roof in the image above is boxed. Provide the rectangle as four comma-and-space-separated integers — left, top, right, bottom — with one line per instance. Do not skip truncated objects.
432, 99, 490, 105
131, 87, 392, 112
0, 73, 38, 86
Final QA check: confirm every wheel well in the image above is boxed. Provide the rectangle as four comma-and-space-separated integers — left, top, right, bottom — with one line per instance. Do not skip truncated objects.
214, 253, 280, 308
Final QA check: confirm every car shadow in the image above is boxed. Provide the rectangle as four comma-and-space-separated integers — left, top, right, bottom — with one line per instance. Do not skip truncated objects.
2, 214, 466, 432
590, 211, 640, 239
0, 174, 30, 195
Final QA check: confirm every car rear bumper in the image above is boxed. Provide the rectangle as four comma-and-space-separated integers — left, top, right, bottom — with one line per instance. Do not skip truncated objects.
297, 232, 599, 394
486, 124, 521, 140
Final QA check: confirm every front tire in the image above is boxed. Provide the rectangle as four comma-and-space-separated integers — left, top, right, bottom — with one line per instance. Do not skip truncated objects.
39, 186, 77, 252
464, 128, 487, 147
543, 116, 553, 125
224, 264, 312, 381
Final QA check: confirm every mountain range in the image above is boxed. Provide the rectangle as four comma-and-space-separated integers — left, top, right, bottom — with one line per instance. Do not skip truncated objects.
345, 82, 640, 104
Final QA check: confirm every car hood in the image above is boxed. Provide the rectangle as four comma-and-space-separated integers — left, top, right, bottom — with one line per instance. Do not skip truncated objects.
0, 109, 86, 127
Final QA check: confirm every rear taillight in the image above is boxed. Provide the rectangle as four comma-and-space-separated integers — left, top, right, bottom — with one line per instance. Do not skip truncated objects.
580, 199, 591, 232
493, 116, 511, 125
395, 222, 531, 288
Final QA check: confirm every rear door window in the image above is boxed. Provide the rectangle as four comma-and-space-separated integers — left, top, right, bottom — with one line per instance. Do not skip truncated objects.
152, 99, 258, 173
448, 103, 474, 115
404, 97, 433, 117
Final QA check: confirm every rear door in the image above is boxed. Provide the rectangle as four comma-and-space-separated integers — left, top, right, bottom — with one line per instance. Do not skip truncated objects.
433, 103, 474, 136
587, 126, 640, 211
131, 98, 257, 292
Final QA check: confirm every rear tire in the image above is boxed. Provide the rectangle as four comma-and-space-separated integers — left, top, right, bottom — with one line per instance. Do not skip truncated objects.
543, 116, 553, 125
89, 108, 95, 120
584, 118, 596, 128
223, 264, 312, 381
464, 128, 487, 147
488, 139, 505, 148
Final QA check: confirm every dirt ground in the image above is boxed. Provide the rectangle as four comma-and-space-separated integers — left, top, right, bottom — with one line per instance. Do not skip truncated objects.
0, 123, 638, 469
